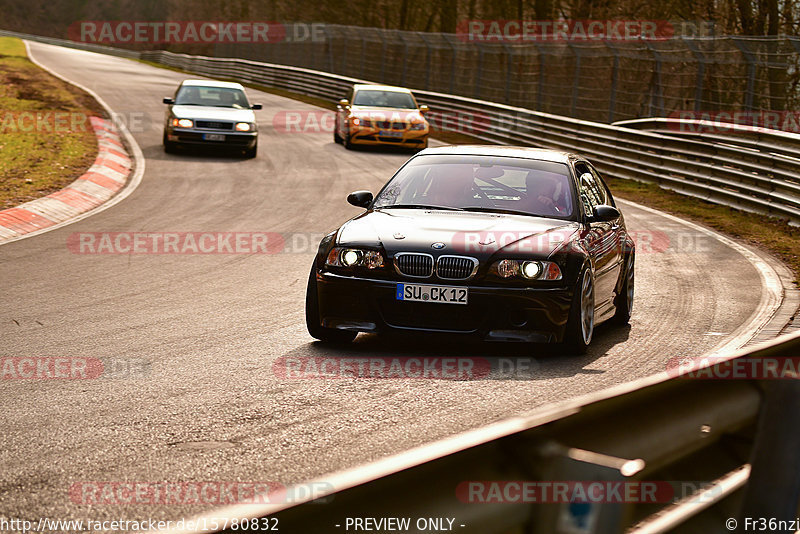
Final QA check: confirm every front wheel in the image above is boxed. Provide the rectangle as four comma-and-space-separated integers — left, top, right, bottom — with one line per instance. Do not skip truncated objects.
305, 267, 357, 344
243, 142, 258, 159
562, 267, 594, 354
163, 132, 176, 154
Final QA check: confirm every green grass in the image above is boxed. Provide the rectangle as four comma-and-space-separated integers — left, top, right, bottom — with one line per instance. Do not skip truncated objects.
0, 37, 106, 209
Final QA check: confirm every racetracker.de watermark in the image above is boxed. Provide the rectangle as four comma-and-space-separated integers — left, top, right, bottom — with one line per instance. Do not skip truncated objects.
666, 356, 800, 379
668, 110, 800, 134
272, 110, 491, 135
457, 480, 720, 503
457, 19, 678, 42
1, 357, 149, 379
66, 232, 329, 254
68, 21, 326, 44
69, 481, 332, 505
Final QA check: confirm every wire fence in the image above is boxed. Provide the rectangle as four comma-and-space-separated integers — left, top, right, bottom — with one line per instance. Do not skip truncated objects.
214, 24, 800, 124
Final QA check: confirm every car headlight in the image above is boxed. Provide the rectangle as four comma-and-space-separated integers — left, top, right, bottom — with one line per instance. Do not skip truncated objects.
326, 247, 385, 269
491, 259, 562, 281
352, 118, 372, 127
172, 118, 193, 128
409, 121, 427, 131
235, 122, 254, 132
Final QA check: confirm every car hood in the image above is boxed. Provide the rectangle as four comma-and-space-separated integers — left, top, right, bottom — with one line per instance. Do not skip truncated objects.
171, 105, 256, 122
350, 106, 425, 123
337, 209, 580, 259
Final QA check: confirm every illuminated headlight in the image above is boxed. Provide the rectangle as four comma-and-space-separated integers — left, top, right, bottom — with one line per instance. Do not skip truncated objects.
409, 121, 427, 131
172, 118, 193, 128
521, 261, 542, 279
235, 122, 253, 132
326, 247, 385, 269
492, 260, 562, 281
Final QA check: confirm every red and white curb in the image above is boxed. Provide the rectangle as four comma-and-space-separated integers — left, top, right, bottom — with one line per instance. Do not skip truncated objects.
0, 117, 131, 241
0, 40, 145, 246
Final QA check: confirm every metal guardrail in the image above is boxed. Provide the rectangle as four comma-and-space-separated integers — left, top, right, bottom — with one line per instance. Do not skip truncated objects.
164, 330, 800, 534
135, 49, 800, 225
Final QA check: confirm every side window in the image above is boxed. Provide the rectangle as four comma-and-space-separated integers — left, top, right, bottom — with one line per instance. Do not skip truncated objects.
575, 162, 604, 218
587, 163, 614, 207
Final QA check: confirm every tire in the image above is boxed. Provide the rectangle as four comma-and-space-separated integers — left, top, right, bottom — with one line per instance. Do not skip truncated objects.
562, 267, 595, 354
163, 132, 176, 154
333, 127, 343, 144
613, 252, 634, 325
244, 142, 258, 159
343, 132, 354, 150
305, 266, 357, 344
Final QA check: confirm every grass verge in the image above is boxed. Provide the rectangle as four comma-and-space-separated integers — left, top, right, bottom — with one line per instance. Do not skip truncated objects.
0, 37, 106, 209
137, 56, 799, 284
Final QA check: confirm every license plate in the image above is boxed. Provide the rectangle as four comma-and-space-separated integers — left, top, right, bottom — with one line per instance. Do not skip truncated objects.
396, 283, 468, 305
203, 134, 226, 141
380, 130, 403, 138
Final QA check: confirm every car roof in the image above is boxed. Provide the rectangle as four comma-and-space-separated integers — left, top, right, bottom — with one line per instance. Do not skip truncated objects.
353, 84, 414, 94
180, 79, 246, 90
415, 145, 580, 164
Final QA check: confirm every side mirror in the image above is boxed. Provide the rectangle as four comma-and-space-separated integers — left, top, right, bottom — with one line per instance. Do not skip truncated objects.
338, 99, 350, 108
347, 190, 373, 208
251, 103, 263, 110
163, 97, 175, 105
591, 204, 620, 222
418, 104, 429, 115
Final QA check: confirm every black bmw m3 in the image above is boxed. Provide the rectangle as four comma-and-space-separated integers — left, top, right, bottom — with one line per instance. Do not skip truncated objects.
306, 146, 635, 353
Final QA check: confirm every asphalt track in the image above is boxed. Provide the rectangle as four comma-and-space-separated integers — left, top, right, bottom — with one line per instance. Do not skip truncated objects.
0, 42, 783, 525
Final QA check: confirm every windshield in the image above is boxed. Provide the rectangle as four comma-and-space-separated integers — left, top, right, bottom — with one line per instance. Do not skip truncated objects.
175, 86, 250, 109
352, 90, 417, 109
373, 155, 576, 219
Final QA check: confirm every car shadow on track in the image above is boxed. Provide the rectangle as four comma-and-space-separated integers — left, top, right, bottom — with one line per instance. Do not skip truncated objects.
284, 322, 632, 381
142, 144, 255, 162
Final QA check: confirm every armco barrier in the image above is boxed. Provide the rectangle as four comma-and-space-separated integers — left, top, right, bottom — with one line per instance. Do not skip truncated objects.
160, 331, 800, 534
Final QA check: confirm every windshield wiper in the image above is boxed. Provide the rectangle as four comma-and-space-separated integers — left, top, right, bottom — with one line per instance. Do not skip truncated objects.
379, 204, 465, 211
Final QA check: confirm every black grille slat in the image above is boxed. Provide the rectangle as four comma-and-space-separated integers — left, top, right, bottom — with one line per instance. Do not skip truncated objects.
196, 121, 233, 130
436, 256, 477, 280
391, 121, 405, 130
395, 254, 433, 278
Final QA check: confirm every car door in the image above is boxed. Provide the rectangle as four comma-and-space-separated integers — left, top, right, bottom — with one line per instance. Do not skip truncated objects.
575, 161, 622, 313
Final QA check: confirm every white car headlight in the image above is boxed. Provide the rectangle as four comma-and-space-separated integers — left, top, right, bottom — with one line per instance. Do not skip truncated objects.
172, 118, 193, 128
492, 260, 562, 281
326, 247, 385, 269
235, 122, 253, 132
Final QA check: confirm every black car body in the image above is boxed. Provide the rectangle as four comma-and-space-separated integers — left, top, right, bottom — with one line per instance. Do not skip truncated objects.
306, 146, 635, 353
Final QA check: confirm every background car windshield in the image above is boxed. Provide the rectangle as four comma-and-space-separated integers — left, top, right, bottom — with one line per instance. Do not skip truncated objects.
175, 86, 249, 108
373, 155, 575, 219
353, 90, 416, 109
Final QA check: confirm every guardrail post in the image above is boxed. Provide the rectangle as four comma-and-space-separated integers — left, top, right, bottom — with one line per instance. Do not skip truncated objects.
643, 41, 664, 117
418, 32, 432, 90
567, 43, 583, 118
322, 25, 334, 73
605, 40, 620, 123
739, 380, 800, 522
474, 42, 484, 99
502, 43, 514, 104
534, 43, 546, 112
682, 37, 707, 113
731, 38, 757, 112
398, 31, 409, 86
378, 30, 388, 82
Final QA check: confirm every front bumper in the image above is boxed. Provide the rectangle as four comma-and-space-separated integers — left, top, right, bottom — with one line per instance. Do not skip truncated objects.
349, 127, 428, 147
315, 271, 573, 343
166, 127, 257, 149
